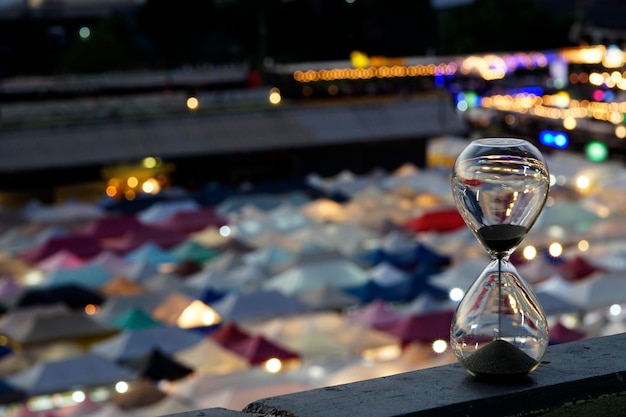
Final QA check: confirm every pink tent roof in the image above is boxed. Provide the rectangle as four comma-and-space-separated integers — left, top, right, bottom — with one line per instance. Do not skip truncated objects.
228, 335, 300, 365
35, 250, 85, 273
19, 235, 102, 263
346, 300, 404, 330
101, 225, 187, 254
155, 208, 227, 234
0, 277, 23, 299
77, 215, 142, 239
87, 251, 133, 275
380, 310, 454, 345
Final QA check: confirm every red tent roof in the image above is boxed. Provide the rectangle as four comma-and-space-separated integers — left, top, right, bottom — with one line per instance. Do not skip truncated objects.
77, 215, 142, 239
101, 225, 187, 254
346, 300, 403, 330
550, 322, 586, 344
210, 322, 252, 349
404, 208, 466, 233
20, 235, 102, 263
557, 255, 605, 281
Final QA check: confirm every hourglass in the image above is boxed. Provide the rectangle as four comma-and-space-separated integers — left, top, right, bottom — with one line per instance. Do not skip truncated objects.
450, 138, 550, 378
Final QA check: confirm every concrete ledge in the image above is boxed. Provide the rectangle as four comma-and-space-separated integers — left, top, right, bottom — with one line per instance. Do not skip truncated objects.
164, 408, 250, 417
164, 333, 626, 417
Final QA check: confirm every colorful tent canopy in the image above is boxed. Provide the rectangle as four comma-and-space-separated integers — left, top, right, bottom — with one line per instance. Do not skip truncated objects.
102, 225, 186, 253
39, 264, 113, 289
2, 283, 104, 311
262, 258, 370, 296
3, 310, 117, 346
35, 250, 84, 273
6, 353, 137, 396
90, 326, 203, 363
174, 338, 249, 376
109, 307, 162, 330
20, 235, 102, 263
121, 348, 193, 381
77, 215, 142, 239
210, 290, 311, 323
155, 208, 227, 234
404, 207, 466, 233
227, 335, 300, 366
379, 310, 454, 345
124, 242, 181, 267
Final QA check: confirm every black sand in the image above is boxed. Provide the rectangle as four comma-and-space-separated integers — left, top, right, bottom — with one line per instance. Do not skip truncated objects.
477, 224, 527, 254
461, 339, 538, 377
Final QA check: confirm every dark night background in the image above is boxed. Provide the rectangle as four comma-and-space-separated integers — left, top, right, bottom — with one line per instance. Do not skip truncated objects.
0, 0, 577, 78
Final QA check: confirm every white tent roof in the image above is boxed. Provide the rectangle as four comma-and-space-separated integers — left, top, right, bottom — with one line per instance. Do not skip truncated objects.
560, 272, 626, 311
137, 199, 200, 224
210, 290, 311, 323
174, 338, 249, 376
429, 257, 486, 291
263, 258, 369, 296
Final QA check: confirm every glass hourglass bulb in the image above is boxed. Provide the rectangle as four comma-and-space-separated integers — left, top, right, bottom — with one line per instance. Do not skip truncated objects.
450, 138, 550, 378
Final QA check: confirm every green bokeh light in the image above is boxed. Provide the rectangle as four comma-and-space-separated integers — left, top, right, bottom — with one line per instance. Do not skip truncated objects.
585, 141, 608, 162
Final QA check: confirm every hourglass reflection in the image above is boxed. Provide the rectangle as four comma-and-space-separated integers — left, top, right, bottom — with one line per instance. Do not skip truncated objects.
450, 138, 550, 378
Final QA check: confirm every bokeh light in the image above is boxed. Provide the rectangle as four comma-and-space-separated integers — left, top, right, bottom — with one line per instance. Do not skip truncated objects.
265, 358, 283, 373
432, 339, 448, 354
187, 96, 200, 110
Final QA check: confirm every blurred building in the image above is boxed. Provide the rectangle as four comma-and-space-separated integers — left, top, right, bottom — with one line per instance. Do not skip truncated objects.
0, 0, 145, 18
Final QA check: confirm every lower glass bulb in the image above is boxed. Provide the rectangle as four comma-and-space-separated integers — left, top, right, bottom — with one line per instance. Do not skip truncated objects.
450, 257, 549, 378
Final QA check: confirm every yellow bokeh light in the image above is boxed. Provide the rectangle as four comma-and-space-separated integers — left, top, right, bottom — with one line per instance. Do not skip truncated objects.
125, 190, 136, 200
141, 177, 162, 194
187, 96, 200, 110
576, 175, 590, 190
610, 112, 624, 124
616, 125, 626, 139
143, 157, 157, 168
350, 50, 370, 68
578, 240, 590, 252
563, 117, 577, 130
127, 176, 138, 188
362, 344, 402, 361
548, 242, 563, 258
588, 72, 604, 85
177, 300, 221, 329
522, 245, 537, 260
265, 358, 283, 373
269, 88, 281, 105
554, 91, 570, 108
561, 314, 579, 328
142, 181, 154, 194
202, 310, 218, 326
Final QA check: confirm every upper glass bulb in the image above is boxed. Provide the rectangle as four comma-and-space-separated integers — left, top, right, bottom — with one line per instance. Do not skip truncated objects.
450, 138, 550, 259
